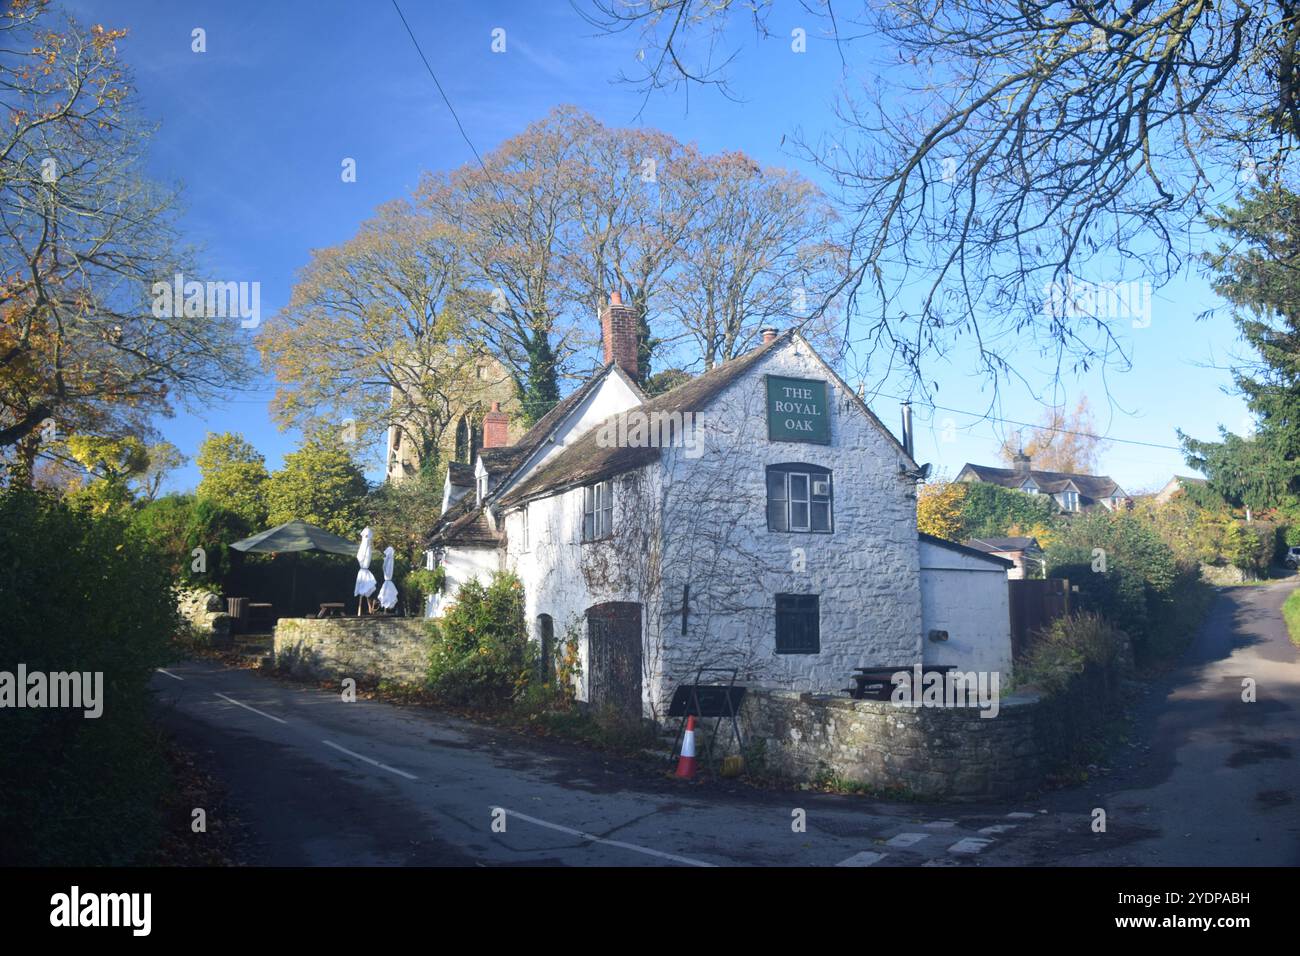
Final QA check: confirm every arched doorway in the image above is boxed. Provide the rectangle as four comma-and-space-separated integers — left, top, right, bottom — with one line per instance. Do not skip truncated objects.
585, 602, 643, 719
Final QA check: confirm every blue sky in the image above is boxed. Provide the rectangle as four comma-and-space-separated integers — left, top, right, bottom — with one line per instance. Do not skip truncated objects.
67, 0, 1249, 495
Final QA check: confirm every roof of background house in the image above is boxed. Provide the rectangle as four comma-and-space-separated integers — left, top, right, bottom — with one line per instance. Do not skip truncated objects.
496, 331, 798, 507
446, 462, 474, 486
958, 462, 1124, 500
919, 532, 1015, 567
964, 536, 1042, 553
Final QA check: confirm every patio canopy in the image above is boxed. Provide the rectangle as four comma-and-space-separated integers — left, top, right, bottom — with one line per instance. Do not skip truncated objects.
229, 520, 357, 557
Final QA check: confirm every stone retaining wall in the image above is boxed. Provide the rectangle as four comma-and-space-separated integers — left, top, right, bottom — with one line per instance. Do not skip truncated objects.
272, 617, 429, 687
725, 689, 1044, 801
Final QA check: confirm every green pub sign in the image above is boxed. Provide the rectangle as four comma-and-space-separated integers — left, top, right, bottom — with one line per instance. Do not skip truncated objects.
766, 375, 830, 444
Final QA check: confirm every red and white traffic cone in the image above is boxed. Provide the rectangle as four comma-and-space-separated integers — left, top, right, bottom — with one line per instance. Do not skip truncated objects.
675, 715, 698, 779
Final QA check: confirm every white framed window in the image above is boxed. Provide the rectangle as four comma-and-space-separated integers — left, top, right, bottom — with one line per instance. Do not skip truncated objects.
1020, 480, 1039, 494
766, 464, 833, 532
582, 480, 614, 541
521, 505, 529, 550
1060, 490, 1080, 512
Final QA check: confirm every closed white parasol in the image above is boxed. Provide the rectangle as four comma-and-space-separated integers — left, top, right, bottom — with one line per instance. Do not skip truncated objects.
378, 546, 398, 611
354, 526, 377, 614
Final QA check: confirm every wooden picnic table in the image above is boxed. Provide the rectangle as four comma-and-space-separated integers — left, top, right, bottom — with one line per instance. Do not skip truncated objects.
848, 664, 956, 700
316, 602, 345, 619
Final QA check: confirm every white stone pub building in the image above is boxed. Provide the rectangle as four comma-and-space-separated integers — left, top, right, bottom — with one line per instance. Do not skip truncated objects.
426, 296, 1011, 720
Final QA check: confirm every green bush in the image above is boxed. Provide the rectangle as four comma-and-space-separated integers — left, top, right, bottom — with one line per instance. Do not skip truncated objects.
0, 490, 178, 864
1046, 509, 1207, 666
1016, 611, 1127, 696
426, 571, 536, 707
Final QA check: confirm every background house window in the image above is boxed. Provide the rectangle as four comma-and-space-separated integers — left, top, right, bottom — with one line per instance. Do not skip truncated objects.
521, 505, 529, 550
775, 594, 820, 653
582, 480, 614, 540
1060, 490, 1080, 512
766, 464, 832, 532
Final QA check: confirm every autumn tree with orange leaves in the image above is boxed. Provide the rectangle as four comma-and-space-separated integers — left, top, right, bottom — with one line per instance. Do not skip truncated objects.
998, 396, 1109, 475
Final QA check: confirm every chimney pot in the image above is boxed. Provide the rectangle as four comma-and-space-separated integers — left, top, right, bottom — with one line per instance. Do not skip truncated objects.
601, 292, 638, 378
761, 327, 779, 345
1013, 450, 1031, 475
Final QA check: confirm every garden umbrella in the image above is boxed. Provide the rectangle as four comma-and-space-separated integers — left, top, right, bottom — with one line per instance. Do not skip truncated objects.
378, 546, 398, 611
229, 520, 358, 616
354, 526, 377, 615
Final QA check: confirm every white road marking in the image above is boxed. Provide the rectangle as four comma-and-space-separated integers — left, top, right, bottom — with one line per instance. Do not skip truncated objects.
884, 832, 929, 848
156, 668, 184, 681
322, 739, 418, 780
836, 850, 888, 867
948, 837, 995, 855
923, 819, 957, 828
214, 692, 287, 724
979, 824, 1019, 835
499, 808, 714, 867
1006, 811, 1036, 820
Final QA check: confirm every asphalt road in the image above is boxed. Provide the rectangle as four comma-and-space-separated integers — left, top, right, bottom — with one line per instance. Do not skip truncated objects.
151, 582, 1300, 867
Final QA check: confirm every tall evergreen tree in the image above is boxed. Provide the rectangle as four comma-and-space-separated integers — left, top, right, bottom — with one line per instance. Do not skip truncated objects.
1181, 185, 1300, 511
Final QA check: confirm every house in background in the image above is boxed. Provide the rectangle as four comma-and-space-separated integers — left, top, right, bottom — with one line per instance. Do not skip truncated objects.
1152, 474, 1206, 505
963, 536, 1044, 580
955, 453, 1130, 514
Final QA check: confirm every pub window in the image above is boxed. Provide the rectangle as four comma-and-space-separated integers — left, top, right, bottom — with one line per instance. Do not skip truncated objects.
582, 480, 614, 541
775, 594, 820, 654
520, 504, 529, 550
766, 464, 832, 532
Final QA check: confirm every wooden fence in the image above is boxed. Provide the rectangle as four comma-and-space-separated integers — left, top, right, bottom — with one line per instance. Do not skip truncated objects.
1009, 577, 1071, 658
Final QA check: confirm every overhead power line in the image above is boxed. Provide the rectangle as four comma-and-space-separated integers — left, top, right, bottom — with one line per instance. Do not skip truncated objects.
389, 0, 493, 178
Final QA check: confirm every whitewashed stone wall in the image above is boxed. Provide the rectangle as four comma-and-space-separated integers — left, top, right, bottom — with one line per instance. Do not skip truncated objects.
428, 544, 500, 617
502, 468, 655, 706
650, 342, 922, 711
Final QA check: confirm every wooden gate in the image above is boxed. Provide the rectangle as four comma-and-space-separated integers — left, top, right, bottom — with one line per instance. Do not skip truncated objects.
586, 602, 643, 719
1009, 578, 1071, 658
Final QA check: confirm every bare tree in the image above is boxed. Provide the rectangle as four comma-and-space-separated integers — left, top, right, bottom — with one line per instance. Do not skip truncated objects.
582, 0, 1300, 393
258, 199, 492, 473
418, 106, 843, 416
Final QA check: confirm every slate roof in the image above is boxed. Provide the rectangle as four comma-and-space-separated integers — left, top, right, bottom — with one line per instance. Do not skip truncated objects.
428, 363, 643, 547
957, 463, 1125, 501
426, 491, 500, 547
918, 532, 1015, 567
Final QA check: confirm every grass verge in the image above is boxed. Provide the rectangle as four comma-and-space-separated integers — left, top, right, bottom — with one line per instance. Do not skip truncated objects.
1283, 588, 1300, 647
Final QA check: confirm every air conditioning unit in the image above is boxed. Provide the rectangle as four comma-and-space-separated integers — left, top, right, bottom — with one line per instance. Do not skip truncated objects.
812, 479, 830, 497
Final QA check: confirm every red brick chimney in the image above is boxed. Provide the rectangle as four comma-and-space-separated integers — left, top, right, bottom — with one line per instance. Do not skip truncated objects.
761, 327, 779, 345
601, 291, 638, 378
482, 401, 509, 449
